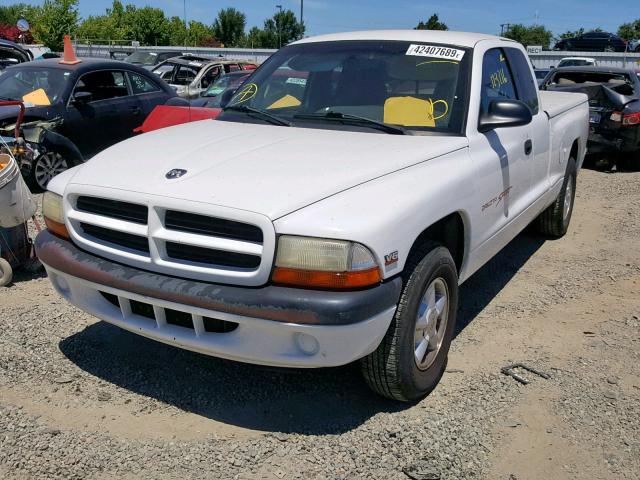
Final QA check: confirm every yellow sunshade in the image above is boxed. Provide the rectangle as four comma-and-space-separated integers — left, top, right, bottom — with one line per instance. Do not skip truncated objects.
267, 94, 301, 110
383, 96, 448, 127
22, 88, 51, 106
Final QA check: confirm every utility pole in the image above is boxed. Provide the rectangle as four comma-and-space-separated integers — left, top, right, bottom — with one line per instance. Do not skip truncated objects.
276, 5, 283, 48
300, 0, 304, 27
183, 0, 187, 48
500, 23, 512, 36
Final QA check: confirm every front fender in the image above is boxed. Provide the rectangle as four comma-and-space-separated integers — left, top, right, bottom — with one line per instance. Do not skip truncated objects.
273, 147, 474, 281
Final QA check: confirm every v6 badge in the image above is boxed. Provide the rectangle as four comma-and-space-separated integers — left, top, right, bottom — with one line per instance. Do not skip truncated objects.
384, 250, 399, 270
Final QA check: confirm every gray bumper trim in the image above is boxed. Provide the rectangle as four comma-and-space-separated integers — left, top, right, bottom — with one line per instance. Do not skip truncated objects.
35, 230, 402, 326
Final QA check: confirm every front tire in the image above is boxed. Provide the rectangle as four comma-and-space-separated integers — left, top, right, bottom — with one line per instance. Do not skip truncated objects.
536, 157, 577, 237
29, 151, 69, 192
361, 241, 458, 402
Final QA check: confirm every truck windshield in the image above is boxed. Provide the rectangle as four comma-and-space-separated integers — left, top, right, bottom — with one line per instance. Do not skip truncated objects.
219, 40, 471, 134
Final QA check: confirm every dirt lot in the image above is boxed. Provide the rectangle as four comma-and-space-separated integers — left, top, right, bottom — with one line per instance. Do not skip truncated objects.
1, 165, 639, 480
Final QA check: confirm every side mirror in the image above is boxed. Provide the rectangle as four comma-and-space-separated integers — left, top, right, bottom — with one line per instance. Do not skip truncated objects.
219, 89, 235, 109
549, 65, 555, 69
72, 91, 92, 104
478, 99, 533, 133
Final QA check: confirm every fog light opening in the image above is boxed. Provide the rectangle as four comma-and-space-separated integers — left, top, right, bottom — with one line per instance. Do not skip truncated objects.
294, 332, 320, 356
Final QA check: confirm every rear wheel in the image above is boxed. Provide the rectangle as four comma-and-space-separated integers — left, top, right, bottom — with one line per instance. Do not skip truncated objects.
29, 151, 69, 191
536, 157, 577, 237
0, 257, 13, 287
361, 241, 458, 402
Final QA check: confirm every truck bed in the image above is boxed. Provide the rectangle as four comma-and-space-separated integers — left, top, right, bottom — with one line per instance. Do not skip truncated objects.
540, 90, 589, 119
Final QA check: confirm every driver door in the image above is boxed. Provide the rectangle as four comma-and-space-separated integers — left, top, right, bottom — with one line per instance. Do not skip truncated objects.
61, 70, 141, 158
468, 48, 535, 256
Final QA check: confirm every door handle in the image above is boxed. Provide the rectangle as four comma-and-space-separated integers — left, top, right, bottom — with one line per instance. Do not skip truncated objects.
129, 106, 142, 115
524, 139, 533, 156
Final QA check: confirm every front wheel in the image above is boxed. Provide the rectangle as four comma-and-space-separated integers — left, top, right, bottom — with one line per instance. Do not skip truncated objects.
361, 241, 458, 402
29, 151, 69, 192
536, 157, 577, 237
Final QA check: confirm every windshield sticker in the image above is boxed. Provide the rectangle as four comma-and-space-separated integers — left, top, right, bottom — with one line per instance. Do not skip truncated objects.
286, 77, 307, 85
231, 83, 258, 104
406, 44, 465, 61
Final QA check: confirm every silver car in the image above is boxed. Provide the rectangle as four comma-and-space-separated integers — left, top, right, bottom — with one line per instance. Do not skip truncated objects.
151, 55, 257, 99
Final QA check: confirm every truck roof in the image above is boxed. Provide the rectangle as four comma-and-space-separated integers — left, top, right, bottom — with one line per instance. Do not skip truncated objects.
292, 30, 512, 48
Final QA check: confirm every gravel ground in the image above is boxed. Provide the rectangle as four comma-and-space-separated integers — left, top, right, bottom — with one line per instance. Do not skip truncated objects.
1, 165, 639, 480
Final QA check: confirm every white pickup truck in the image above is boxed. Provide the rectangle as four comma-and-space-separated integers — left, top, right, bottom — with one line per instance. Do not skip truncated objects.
36, 31, 589, 401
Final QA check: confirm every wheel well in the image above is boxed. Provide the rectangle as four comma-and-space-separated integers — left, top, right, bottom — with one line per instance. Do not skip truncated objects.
407, 213, 466, 273
570, 139, 579, 161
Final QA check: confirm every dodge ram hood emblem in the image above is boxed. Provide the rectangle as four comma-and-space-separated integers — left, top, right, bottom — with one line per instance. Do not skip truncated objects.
165, 169, 187, 179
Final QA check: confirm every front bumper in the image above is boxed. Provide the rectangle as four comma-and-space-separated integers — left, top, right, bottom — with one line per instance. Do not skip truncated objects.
35, 231, 401, 368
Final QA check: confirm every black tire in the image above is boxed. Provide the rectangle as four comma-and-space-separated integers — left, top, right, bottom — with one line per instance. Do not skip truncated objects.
0, 257, 13, 287
361, 241, 458, 402
28, 151, 70, 192
536, 157, 577, 238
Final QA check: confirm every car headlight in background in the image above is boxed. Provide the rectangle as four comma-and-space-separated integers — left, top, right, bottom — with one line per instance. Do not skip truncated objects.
272, 235, 381, 289
42, 191, 69, 239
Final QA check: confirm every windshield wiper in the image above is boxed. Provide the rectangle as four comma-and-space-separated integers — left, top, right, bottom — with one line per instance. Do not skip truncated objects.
223, 104, 292, 127
294, 111, 406, 135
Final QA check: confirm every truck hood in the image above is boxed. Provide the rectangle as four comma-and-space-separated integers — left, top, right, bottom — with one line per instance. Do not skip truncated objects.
68, 120, 468, 219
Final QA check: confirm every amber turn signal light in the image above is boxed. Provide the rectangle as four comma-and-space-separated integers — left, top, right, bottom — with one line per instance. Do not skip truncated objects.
44, 217, 70, 239
272, 266, 381, 289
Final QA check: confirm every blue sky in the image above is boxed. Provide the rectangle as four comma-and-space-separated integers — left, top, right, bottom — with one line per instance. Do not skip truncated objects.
16, 0, 637, 38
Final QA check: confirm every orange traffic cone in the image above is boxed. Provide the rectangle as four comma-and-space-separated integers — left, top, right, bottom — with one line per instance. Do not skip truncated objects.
59, 35, 81, 65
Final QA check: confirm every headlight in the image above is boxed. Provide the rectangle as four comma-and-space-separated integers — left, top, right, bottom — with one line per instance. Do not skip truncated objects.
42, 191, 69, 238
272, 235, 381, 289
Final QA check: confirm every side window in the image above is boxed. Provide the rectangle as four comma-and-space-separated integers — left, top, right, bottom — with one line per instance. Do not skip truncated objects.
480, 48, 517, 116
127, 72, 161, 94
174, 65, 198, 85
73, 70, 129, 102
504, 48, 539, 114
228, 64, 241, 72
153, 63, 175, 82
200, 66, 221, 88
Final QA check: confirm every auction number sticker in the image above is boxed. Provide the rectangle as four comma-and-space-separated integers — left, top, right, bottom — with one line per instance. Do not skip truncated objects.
405, 44, 465, 61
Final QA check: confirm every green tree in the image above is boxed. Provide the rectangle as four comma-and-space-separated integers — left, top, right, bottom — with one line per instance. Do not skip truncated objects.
33, 0, 79, 51
0, 3, 41, 26
504, 24, 553, 48
167, 16, 187, 46
618, 19, 640, 40
212, 7, 245, 47
559, 28, 584, 39
186, 20, 214, 47
239, 26, 267, 48
122, 5, 169, 46
75, 1, 128, 41
262, 9, 304, 48
415, 14, 448, 31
